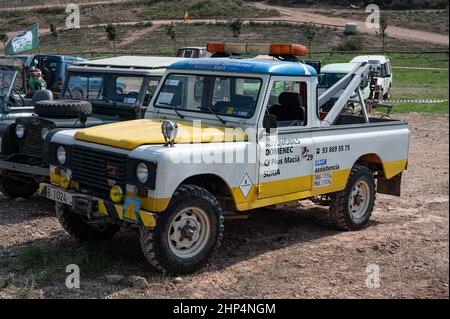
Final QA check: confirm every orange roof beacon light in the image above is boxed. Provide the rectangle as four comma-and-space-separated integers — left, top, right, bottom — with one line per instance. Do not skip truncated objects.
206, 43, 308, 57
270, 43, 308, 56
206, 43, 225, 54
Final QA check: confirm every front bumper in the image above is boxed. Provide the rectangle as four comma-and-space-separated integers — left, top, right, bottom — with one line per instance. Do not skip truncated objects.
39, 183, 156, 227
0, 158, 49, 177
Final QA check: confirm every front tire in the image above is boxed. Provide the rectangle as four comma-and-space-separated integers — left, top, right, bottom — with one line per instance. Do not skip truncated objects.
0, 177, 38, 199
56, 204, 119, 241
329, 165, 376, 230
140, 185, 224, 275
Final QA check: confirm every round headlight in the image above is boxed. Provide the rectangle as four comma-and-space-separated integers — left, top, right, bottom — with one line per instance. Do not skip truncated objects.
161, 120, 178, 145
41, 127, 50, 141
56, 146, 67, 165
136, 162, 149, 184
15, 123, 26, 139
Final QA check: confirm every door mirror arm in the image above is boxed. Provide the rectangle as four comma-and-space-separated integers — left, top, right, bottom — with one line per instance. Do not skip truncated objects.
263, 113, 277, 134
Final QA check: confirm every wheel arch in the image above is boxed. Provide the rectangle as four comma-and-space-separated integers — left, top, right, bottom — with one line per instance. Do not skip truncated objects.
178, 174, 237, 211
355, 153, 406, 180
355, 153, 384, 177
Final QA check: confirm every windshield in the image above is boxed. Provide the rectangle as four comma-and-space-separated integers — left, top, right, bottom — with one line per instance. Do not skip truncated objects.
154, 73, 262, 118
318, 72, 346, 89
62, 73, 147, 106
370, 63, 386, 77
0, 70, 16, 98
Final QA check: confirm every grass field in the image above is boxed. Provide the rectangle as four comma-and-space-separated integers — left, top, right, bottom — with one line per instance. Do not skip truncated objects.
314, 52, 449, 114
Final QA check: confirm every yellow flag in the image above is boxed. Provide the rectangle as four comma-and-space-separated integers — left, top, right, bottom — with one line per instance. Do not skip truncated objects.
184, 10, 189, 23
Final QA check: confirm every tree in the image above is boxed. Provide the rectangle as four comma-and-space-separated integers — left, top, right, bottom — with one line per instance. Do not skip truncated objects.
105, 23, 117, 56
48, 19, 60, 54
304, 23, 316, 58
229, 19, 242, 40
379, 13, 388, 54
165, 22, 177, 53
0, 31, 8, 52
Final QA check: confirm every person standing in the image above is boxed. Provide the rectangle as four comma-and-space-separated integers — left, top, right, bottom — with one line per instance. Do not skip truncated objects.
28, 68, 47, 94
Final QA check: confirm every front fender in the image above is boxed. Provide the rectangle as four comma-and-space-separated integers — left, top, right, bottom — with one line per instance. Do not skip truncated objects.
0, 121, 18, 156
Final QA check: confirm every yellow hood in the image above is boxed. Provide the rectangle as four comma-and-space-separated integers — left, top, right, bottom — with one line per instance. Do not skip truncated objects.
74, 119, 247, 150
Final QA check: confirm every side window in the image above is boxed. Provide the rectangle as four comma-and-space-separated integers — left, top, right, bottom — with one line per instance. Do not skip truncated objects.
267, 80, 307, 127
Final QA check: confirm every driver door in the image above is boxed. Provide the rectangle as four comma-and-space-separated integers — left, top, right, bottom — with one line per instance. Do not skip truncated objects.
257, 76, 314, 199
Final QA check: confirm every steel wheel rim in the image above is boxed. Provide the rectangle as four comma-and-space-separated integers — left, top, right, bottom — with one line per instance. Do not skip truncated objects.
348, 179, 371, 219
168, 207, 211, 259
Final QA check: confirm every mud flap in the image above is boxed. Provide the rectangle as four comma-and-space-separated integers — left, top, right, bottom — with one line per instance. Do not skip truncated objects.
377, 173, 402, 196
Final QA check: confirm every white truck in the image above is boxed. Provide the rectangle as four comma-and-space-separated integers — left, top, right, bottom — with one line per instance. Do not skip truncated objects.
350, 55, 393, 100
40, 43, 410, 274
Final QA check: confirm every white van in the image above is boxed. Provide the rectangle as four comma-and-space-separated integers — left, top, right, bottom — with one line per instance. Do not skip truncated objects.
350, 55, 393, 100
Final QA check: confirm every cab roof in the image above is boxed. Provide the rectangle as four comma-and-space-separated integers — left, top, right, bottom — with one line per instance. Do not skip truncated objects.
321, 62, 359, 74
168, 58, 318, 76
350, 55, 389, 64
79, 56, 183, 69
0, 57, 25, 70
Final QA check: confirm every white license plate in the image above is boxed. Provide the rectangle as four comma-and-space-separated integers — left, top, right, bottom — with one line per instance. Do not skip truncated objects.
46, 186, 73, 205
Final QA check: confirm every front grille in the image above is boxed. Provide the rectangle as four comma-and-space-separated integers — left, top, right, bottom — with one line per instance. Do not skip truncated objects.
20, 123, 44, 158
70, 145, 127, 197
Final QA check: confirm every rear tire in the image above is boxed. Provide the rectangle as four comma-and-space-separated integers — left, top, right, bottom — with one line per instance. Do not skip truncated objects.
56, 204, 119, 241
0, 177, 38, 199
140, 184, 224, 275
329, 165, 376, 231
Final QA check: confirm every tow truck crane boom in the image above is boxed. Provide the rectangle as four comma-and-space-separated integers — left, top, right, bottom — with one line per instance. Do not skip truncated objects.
318, 62, 370, 126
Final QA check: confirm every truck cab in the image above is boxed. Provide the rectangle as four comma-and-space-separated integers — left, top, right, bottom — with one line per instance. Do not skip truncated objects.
176, 47, 212, 58
29, 55, 87, 98
0, 56, 182, 199
40, 44, 410, 275
350, 55, 393, 100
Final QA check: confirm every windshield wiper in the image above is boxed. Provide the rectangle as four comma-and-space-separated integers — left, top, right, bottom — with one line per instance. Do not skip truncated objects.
158, 102, 185, 119
205, 105, 226, 125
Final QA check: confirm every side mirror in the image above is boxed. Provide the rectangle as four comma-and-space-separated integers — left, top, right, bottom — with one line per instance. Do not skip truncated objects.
304, 60, 321, 74
263, 113, 277, 134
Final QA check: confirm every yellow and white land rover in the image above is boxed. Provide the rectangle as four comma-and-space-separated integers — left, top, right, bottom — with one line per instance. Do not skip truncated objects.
40, 44, 410, 274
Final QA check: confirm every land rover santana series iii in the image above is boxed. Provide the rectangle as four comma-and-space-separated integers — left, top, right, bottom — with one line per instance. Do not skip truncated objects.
0, 56, 180, 199
41, 44, 410, 274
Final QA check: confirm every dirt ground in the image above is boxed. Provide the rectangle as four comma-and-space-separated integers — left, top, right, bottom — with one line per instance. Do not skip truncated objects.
253, 2, 449, 46
0, 113, 448, 299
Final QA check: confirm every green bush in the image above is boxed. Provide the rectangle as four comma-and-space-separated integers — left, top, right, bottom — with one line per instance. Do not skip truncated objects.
35, 7, 65, 15
334, 37, 364, 51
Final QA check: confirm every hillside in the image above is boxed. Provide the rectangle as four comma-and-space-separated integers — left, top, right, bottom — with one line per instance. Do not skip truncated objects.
267, 0, 449, 10
0, 0, 277, 32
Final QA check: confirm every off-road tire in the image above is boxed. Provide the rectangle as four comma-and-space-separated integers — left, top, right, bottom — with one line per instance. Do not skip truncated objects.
140, 184, 224, 275
34, 100, 92, 118
329, 165, 376, 231
0, 177, 38, 199
57, 204, 119, 241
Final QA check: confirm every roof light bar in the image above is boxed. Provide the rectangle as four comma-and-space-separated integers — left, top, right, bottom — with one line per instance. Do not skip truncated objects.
207, 43, 308, 56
